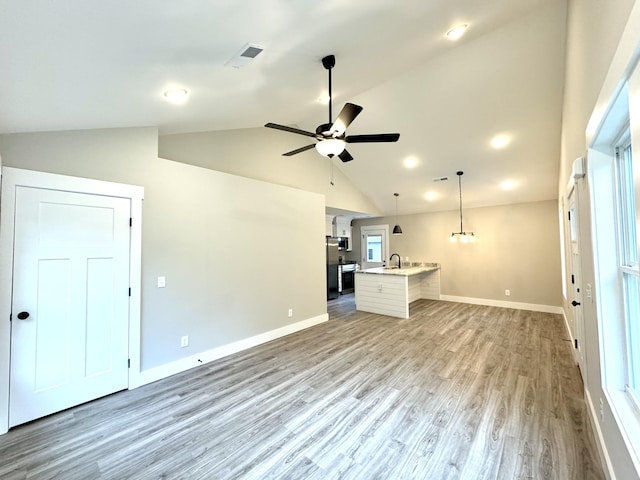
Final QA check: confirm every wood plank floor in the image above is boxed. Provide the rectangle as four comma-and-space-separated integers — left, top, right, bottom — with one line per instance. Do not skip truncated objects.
0, 297, 605, 479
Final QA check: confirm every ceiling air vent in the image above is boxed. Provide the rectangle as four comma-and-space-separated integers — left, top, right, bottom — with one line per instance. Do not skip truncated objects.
225, 43, 264, 69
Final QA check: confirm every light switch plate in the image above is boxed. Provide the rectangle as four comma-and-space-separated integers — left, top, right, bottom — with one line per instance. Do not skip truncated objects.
158, 276, 166, 288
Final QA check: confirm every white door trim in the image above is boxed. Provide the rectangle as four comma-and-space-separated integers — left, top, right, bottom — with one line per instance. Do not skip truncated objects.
0, 167, 144, 434
360, 224, 390, 269
567, 184, 586, 378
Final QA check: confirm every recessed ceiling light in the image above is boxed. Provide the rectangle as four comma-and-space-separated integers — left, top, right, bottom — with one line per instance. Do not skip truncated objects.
163, 89, 188, 104
403, 157, 418, 168
424, 191, 438, 201
318, 95, 331, 105
490, 134, 511, 149
501, 180, 517, 190
446, 24, 468, 41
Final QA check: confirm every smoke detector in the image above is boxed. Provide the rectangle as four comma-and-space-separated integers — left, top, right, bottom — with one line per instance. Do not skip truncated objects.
225, 43, 264, 68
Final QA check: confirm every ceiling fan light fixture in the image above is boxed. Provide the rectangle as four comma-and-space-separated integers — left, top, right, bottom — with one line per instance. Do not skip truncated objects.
315, 139, 346, 157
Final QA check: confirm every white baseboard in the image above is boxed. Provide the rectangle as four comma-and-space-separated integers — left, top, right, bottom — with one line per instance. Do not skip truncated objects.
561, 309, 574, 341
438, 295, 563, 314
585, 389, 616, 480
130, 313, 328, 389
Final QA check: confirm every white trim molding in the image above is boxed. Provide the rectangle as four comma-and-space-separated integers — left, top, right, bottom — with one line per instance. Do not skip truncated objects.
439, 294, 563, 314
133, 313, 329, 388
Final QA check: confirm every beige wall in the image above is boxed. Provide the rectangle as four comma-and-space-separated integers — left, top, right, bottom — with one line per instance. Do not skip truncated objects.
159, 127, 381, 216
352, 200, 562, 307
0, 127, 326, 372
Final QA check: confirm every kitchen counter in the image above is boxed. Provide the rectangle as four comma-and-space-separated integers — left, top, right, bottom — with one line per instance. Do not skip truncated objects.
356, 265, 439, 276
355, 263, 440, 318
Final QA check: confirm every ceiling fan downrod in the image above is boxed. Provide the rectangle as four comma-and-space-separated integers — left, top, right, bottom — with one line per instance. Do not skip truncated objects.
322, 55, 336, 126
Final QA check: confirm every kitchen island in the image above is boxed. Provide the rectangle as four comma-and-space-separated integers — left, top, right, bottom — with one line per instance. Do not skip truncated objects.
354, 264, 440, 319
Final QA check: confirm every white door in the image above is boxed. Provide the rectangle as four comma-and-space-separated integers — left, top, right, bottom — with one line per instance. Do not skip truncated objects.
361, 225, 389, 269
568, 186, 586, 376
9, 186, 131, 427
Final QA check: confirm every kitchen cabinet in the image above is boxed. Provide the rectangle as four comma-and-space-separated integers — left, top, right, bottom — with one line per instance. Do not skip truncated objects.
333, 217, 351, 238
325, 215, 335, 237
355, 265, 440, 318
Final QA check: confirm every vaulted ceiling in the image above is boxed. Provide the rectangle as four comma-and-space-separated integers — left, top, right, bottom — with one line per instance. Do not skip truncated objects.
0, 0, 566, 216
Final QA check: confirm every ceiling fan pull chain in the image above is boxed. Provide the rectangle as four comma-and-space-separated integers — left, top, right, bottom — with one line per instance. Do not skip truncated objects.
330, 157, 335, 186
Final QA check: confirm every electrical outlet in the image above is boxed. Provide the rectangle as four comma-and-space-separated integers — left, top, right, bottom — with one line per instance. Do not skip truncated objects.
180, 335, 189, 347
288, 308, 293, 318
157, 276, 166, 288
505, 289, 511, 296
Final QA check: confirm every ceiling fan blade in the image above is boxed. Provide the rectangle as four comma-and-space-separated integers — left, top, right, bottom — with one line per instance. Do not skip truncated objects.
345, 133, 400, 143
331, 103, 363, 136
283, 144, 316, 156
265, 123, 318, 138
338, 150, 354, 163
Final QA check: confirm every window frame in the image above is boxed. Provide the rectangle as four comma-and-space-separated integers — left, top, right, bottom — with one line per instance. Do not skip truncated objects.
613, 131, 640, 406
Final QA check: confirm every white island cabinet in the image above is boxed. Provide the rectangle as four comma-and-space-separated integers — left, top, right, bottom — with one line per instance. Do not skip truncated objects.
354, 265, 440, 319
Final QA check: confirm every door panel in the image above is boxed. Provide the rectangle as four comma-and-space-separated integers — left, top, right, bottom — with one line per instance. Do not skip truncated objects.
10, 186, 131, 427
568, 187, 586, 376
34, 258, 71, 392
361, 226, 389, 269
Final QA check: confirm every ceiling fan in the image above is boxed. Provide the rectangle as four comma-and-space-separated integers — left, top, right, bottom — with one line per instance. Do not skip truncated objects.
265, 55, 400, 163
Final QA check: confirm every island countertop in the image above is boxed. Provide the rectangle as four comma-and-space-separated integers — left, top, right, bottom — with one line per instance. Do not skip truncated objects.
357, 264, 440, 276
354, 263, 441, 318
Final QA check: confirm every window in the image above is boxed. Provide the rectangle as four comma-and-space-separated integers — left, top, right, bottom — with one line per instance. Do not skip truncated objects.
615, 135, 640, 403
366, 235, 382, 262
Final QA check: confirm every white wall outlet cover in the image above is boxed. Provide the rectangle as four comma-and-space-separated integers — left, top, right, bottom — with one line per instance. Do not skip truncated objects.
158, 276, 166, 288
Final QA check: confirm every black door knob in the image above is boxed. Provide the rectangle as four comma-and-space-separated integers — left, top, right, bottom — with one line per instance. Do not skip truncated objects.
17, 311, 30, 320
571, 300, 581, 307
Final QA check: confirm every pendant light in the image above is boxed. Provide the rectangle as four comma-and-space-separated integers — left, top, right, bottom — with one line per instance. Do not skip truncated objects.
392, 193, 403, 235
450, 171, 475, 243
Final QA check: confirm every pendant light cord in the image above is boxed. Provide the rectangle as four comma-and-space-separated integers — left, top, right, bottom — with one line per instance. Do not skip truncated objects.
458, 173, 463, 233
395, 193, 400, 225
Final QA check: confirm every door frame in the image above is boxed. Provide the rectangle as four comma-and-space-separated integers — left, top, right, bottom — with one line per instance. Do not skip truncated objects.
360, 224, 390, 269
0, 167, 144, 434
567, 183, 587, 377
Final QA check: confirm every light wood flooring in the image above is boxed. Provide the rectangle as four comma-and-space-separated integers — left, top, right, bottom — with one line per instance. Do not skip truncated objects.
0, 296, 605, 479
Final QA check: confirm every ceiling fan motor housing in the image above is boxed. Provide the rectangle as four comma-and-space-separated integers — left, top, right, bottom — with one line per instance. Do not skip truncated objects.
316, 123, 333, 135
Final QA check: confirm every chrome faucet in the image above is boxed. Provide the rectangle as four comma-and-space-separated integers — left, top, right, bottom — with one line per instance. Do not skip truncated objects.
390, 253, 401, 269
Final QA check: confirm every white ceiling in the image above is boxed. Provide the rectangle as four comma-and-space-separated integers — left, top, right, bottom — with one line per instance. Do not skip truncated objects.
0, 0, 566, 216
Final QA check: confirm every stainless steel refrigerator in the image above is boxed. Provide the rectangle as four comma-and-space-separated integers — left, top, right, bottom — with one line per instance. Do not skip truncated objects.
326, 237, 339, 300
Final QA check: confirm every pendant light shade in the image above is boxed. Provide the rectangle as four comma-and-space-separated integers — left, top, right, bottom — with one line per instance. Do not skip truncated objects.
450, 171, 475, 242
393, 193, 403, 235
